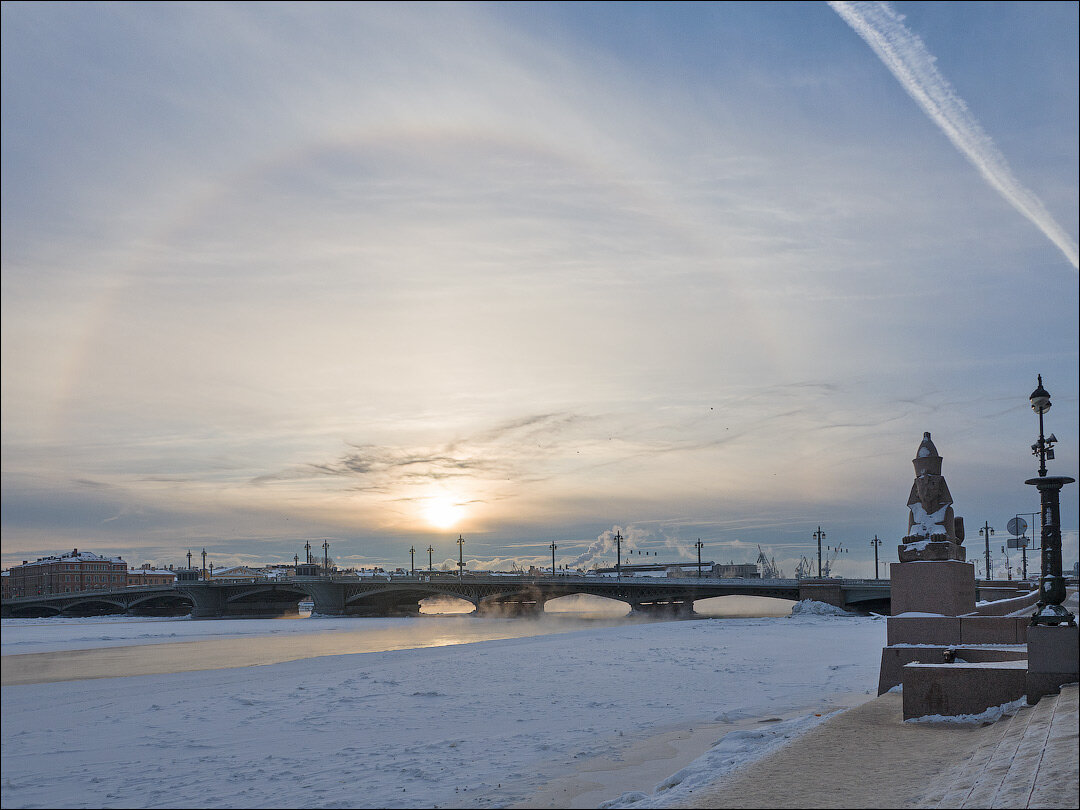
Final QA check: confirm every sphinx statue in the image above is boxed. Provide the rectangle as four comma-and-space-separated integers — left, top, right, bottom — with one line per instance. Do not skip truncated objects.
898, 432, 966, 562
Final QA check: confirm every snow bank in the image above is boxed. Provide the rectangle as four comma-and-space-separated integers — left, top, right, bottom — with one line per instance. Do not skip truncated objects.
789, 599, 854, 616
905, 696, 1028, 725
599, 712, 836, 808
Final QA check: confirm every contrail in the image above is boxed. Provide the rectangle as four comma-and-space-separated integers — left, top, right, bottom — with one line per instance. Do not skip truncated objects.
829, 1, 1079, 270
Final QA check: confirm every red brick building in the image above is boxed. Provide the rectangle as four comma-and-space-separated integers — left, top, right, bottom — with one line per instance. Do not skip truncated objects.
2, 549, 128, 598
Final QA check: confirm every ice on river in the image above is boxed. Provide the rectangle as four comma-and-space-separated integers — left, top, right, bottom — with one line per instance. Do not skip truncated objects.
1, 612, 885, 809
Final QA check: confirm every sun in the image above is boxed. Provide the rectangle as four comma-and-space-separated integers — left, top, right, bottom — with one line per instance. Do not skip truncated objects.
424, 497, 465, 530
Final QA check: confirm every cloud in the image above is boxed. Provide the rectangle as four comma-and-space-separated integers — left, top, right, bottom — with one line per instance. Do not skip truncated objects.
829, 1, 1078, 270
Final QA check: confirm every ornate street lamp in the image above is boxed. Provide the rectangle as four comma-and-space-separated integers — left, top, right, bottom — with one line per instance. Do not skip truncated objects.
549, 541, 557, 577
1026, 375, 1075, 627
409, 545, 416, 576
456, 535, 465, 578
427, 545, 434, 572
323, 540, 330, 575
694, 539, 704, 578
614, 531, 623, 579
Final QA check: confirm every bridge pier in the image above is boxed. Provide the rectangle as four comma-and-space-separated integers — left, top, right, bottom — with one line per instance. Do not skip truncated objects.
797, 580, 845, 609
179, 584, 228, 618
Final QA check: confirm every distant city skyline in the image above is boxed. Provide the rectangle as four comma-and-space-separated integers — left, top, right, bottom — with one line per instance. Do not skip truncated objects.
2, 2, 1077, 578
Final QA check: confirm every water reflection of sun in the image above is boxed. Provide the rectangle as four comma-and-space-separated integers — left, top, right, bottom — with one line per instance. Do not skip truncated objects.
424, 497, 465, 529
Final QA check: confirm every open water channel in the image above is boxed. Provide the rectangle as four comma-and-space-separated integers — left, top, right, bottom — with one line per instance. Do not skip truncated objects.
0, 594, 794, 686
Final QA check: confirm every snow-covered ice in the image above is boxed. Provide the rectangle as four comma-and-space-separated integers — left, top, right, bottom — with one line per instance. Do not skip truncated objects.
2, 611, 885, 809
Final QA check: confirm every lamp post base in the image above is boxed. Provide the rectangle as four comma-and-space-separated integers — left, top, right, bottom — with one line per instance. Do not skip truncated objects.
1025, 475, 1075, 628
1031, 601, 1077, 628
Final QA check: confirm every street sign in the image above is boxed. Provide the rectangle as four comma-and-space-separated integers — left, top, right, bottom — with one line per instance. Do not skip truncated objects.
1007, 536, 1029, 549
1007, 517, 1028, 536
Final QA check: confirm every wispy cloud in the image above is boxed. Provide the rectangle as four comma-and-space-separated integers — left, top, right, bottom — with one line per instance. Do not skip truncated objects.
829, 1, 1079, 270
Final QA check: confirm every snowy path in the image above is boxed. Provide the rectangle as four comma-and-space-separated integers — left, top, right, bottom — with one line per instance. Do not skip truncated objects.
1, 615, 885, 809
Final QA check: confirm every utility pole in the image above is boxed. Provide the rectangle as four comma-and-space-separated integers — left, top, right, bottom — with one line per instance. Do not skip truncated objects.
694, 539, 704, 578
870, 535, 882, 579
427, 545, 434, 572
550, 541, 557, 576
456, 535, 465, 578
1012, 512, 1039, 581
813, 527, 826, 578
979, 522, 995, 581
615, 531, 623, 579
322, 540, 330, 575
409, 545, 416, 575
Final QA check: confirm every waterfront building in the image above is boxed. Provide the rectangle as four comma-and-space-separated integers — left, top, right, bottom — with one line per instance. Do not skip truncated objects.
2, 549, 128, 597
126, 564, 178, 587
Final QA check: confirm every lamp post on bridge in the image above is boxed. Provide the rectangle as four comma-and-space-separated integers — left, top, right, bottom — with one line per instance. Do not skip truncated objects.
201, 548, 207, 581
294, 553, 299, 571
549, 541, 557, 577
186, 550, 192, 570
1026, 375, 1075, 627
614, 531, 623, 580
457, 535, 465, 578
304, 541, 312, 565
1012, 512, 1040, 581
813, 527, 826, 578
979, 522, 995, 581
427, 545, 434, 572
410, 545, 416, 576
871, 535, 882, 579
694, 539, 704, 578
323, 540, 330, 575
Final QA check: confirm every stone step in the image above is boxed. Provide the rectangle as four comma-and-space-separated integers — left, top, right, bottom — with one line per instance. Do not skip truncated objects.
989, 692, 1059, 808
1027, 683, 1079, 810
935, 704, 1031, 808
961, 695, 1056, 808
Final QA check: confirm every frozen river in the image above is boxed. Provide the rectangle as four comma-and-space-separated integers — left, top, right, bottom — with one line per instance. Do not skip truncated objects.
0, 594, 794, 685
2, 599, 885, 809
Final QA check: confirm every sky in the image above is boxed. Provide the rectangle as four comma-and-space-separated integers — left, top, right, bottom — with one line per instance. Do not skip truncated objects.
2, 1, 1077, 579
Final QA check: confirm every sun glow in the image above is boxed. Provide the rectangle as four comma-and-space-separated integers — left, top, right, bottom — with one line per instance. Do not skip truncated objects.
424, 497, 465, 529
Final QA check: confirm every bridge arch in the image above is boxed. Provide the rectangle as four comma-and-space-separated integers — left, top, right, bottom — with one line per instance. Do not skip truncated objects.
419, 594, 477, 614
6, 603, 64, 618
344, 585, 473, 616
693, 594, 796, 618
61, 598, 127, 617
126, 592, 194, 616
544, 593, 631, 616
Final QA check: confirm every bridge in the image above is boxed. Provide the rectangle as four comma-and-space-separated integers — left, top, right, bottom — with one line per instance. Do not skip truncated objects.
1, 575, 893, 618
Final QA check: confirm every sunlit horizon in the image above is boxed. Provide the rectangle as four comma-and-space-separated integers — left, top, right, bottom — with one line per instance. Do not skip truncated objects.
2, 2, 1077, 579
